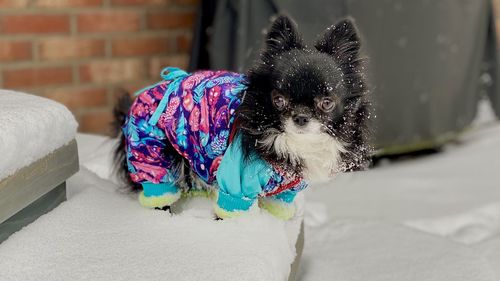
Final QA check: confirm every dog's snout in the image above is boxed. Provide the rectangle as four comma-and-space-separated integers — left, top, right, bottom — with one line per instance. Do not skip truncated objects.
292, 114, 310, 127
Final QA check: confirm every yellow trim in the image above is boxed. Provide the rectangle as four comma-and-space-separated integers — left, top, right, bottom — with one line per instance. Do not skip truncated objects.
259, 198, 295, 220
213, 204, 244, 219
181, 189, 215, 200
139, 191, 181, 208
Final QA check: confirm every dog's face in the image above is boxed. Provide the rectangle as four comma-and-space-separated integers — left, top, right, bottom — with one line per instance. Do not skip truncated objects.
267, 50, 348, 136
238, 15, 371, 179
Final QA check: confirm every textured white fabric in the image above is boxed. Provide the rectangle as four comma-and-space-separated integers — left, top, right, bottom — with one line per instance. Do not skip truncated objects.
0, 90, 77, 180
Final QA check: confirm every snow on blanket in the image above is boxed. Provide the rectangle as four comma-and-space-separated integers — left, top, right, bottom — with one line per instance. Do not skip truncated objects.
405, 202, 500, 245
0, 168, 303, 281
74, 133, 118, 186
0, 90, 77, 180
3, 114, 500, 280
299, 220, 497, 281
300, 123, 500, 281
73, 123, 500, 281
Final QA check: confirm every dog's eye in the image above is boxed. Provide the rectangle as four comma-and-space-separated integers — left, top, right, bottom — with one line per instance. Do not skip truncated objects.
272, 91, 287, 110
319, 97, 335, 112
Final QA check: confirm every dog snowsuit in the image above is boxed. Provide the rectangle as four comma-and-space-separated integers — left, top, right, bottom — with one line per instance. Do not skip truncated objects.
122, 67, 308, 219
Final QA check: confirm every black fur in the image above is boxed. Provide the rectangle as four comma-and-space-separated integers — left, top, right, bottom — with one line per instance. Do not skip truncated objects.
113, 15, 372, 193
237, 15, 372, 172
113, 93, 191, 193
112, 93, 142, 192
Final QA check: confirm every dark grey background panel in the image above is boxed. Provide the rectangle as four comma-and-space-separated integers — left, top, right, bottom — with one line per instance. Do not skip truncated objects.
348, 0, 491, 151
194, 0, 498, 154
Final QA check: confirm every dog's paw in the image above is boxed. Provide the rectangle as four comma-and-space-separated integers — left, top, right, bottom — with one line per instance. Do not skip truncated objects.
139, 190, 181, 209
259, 198, 296, 220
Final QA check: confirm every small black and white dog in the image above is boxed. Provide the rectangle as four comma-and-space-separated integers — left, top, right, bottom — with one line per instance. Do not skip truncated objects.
238, 15, 371, 179
114, 15, 371, 219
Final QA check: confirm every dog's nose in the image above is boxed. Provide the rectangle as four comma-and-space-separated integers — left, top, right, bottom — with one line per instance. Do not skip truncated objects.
292, 114, 310, 127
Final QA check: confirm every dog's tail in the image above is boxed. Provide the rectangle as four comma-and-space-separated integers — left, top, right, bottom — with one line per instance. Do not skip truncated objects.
112, 93, 142, 192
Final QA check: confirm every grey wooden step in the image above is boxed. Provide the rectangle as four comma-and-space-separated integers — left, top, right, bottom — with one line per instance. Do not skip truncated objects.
0, 139, 79, 242
0, 182, 66, 243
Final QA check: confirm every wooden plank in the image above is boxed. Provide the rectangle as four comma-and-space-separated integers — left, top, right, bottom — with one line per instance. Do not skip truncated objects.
0, 182, 66, 243
0, 139, 79, 224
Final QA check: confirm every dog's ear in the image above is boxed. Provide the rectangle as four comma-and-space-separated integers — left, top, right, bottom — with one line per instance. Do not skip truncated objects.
315, 18, 361, 63
264, 15, 304, 57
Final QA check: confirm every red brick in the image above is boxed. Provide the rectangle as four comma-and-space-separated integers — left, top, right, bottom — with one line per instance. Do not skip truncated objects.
77, 11, 140, 33
3, 66, 73, 89
111, 0, 167, 5
494, 0, 500, 18
176, 33, 192, 52
149, 55, 188, 78
34, 0, 102, 7
39, 38, 105, 60
43, 87, 107, 110
0, 41, 32, 62
112, 36, 170, 57
79, 59, 146, 83
147, 11, 195, 29
118, 80, 155, 95
79, 110, 114, 135
0, 0, 29, 8
0, 14, 70, 34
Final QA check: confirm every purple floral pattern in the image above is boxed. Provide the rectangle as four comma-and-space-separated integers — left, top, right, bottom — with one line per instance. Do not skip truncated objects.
123, 70, 245, 185
122, 68, 308, 197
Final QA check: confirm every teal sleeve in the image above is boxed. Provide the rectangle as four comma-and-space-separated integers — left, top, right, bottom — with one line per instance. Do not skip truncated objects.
216, 134, 273, 212
271, 189, 298, 203
142, 182, 178, 197
138, 182, 181, 209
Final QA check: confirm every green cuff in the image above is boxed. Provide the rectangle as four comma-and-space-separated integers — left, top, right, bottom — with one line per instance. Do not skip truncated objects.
213, 204, 246, 219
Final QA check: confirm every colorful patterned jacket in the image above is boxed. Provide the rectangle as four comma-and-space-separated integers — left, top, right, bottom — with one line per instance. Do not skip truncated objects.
122, 67, 307, 218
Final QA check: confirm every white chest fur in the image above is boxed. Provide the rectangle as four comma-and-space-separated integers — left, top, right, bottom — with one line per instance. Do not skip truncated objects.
269, 119, 346, 182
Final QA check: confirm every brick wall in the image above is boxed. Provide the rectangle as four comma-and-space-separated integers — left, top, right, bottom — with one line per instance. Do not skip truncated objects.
0, 0, 198, 135
495, 0, 500, 43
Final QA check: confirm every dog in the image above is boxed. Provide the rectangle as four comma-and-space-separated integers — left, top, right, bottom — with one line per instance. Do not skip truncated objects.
113, 15, 371, 220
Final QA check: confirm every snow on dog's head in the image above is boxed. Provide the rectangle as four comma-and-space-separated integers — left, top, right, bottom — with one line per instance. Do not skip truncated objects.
237, 15, 372, 181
